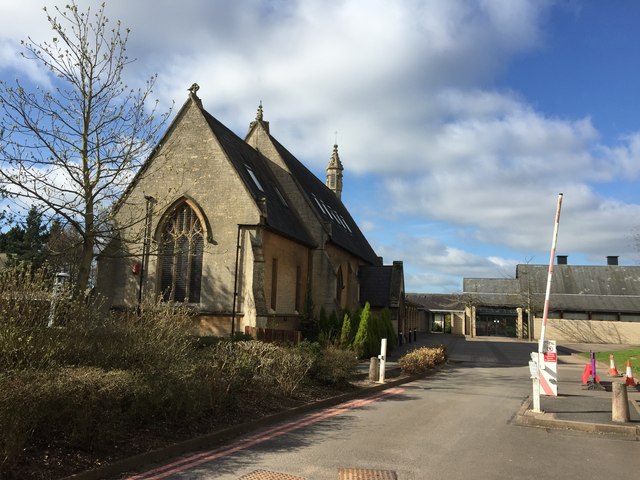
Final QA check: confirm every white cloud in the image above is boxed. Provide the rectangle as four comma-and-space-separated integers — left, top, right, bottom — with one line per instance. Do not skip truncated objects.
2, 0, 640, 291
0, 40, 52, 87
597, 133, 640, 180
377, 233, 518, 292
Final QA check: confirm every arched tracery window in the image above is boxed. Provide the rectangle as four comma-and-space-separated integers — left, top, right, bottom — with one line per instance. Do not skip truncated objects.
158, 201, 204, 303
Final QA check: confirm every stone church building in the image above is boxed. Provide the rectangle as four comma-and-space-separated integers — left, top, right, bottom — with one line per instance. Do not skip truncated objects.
97, 85, 405, 338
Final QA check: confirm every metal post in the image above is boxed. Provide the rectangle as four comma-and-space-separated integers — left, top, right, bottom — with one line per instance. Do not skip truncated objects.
586, 351, 604, 390
231, 225, 242, 339
137, 195, 154, 313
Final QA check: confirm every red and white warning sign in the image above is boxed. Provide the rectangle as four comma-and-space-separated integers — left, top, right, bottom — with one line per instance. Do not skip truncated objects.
540, 340, 558, 396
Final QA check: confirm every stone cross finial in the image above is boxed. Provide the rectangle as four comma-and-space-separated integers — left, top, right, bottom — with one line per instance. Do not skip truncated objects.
188, 83, 200, 97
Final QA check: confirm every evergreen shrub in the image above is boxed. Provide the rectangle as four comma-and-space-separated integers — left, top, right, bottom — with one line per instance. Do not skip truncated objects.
309, 344, 358, 386
339, 313, 351, 348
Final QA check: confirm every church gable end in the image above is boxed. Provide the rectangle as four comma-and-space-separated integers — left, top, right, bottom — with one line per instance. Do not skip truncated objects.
97, 86, 400, 339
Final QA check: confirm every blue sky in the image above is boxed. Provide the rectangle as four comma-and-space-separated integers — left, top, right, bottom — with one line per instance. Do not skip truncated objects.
1, 1, 639, 293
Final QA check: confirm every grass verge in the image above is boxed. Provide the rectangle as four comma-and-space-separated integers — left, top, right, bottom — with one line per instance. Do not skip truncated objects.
582, 348, 640, 376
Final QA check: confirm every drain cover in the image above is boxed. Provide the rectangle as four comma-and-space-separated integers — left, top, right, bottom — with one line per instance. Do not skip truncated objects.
238, 470, 306, 480
338, 469, 397, 480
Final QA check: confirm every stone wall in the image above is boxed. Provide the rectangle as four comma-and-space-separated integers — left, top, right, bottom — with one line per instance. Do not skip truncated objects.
324, 243, 367, 314
533, 317, 640, 344
261, 229, 310, 315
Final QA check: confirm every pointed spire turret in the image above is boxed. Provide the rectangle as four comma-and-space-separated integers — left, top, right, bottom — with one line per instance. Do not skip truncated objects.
326, 143, 344, 200
249, 101, 269, 134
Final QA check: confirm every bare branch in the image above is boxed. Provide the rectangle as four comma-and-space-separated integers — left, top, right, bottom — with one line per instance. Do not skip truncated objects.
0, 1, 172, 291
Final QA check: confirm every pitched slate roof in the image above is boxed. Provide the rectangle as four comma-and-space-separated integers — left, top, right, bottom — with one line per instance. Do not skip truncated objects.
200, 107, 315, 248
516, 264, 640, 296
461, 278, 522, 307
406, 293, 465, 311
268, 136, 380, 265
119, 92, 374, 258
516, 264, 640, 313
464, 278, 520, 294
463, 264, 640, 313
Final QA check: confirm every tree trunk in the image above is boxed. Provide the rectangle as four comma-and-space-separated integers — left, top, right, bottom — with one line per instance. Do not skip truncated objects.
76, 235, 95, 295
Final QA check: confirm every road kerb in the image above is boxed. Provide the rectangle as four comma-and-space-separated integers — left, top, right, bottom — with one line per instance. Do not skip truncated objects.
61, 367, 443, 480
513, 396, 640, 440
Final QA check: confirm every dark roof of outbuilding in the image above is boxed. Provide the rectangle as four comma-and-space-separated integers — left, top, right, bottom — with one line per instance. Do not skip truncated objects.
359, 262, 404, 308
406, 293, 465, 311
464, 278, 520, 294
201, 108, 315, 248
268, 136, 380, 265
516, 264, 640, 296
463, 264, 640, 313
359, 266, 392, 307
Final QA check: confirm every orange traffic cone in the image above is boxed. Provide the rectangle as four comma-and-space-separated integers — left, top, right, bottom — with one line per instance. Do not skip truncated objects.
608, 354, 620, 376
582, 364, 600, 385
623, 360, 637, 387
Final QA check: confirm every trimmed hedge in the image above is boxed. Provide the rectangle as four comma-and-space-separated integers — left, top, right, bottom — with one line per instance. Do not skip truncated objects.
398, 345, 447, 375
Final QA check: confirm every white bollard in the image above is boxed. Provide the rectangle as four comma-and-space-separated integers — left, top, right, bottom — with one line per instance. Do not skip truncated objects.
530, 352, 541, 412
378, 338, 387, 384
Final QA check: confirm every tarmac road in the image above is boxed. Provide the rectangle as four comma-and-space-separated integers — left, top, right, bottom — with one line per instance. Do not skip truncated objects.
111, 335, 638, 480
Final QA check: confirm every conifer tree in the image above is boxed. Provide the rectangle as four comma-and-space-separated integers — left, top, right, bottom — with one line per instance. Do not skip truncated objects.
0, 206, 49, 269
339, 313, 352, 349
353, 302, 371, 358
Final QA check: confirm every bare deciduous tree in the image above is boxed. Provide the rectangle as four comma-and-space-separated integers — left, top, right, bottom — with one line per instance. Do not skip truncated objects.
0, 1, 170, 292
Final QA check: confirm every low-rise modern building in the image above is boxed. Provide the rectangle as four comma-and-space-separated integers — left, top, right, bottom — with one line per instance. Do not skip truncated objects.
463, 256, 640, 344
406, 293, 465, 335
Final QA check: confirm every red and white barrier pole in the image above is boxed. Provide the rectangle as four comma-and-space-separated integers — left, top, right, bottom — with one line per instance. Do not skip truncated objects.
533, 193, 563, 412
538, 193, 563, 353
